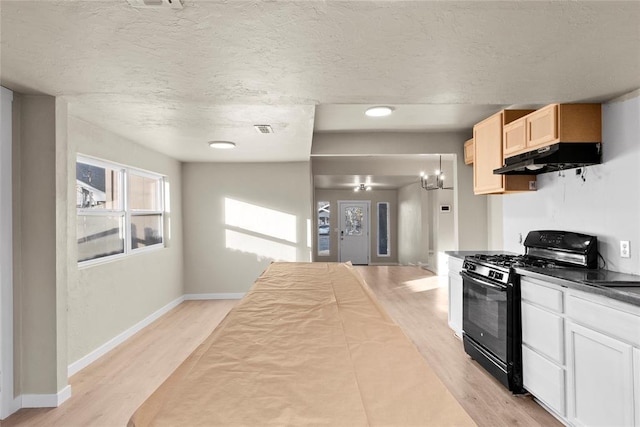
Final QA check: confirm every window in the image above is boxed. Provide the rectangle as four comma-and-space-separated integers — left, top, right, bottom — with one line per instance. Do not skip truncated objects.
377, 202, 390, 257
77, 156, 165, 264
317, 201, 330, 256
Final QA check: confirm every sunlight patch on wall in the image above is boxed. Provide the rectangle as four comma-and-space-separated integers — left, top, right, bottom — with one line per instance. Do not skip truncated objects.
225, 197, 297, 243
225, 229, 296, 261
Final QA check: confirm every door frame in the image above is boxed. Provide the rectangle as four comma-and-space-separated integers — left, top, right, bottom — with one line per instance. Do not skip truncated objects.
0, 86, 14, 419
337, 200, 371, 265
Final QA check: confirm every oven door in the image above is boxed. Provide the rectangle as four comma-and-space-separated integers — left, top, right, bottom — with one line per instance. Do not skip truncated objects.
461, 270, 508, 362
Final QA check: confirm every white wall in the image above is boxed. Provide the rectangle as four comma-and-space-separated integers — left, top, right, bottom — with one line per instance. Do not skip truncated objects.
67, 116, 184, 365
503, 90, 640, 273
398, 183, 429, 266
182, 162, 313, 294
487, 195, 504, 250
433, 189, 456, 274
397, 182, 455, 273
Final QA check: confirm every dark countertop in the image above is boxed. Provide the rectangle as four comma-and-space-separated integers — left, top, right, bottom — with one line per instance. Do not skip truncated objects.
445, 250, 518, 260
445, 250, 640, 307
515, 266, 640, 307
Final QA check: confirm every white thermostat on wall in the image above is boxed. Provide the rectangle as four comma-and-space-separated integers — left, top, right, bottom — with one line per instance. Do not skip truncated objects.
440, 205, 451, 213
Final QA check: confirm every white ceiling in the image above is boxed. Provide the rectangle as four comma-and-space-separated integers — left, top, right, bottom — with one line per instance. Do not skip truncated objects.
1, 0, 639, 168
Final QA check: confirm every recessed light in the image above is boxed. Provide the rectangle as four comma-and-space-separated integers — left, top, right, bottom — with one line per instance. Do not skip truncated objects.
365, 106, 394, 117
208, 141, 236, 149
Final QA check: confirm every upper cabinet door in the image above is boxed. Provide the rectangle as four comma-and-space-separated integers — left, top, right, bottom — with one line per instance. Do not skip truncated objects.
473, 112, 504, 194
527, 104, 559, 149
503, 117, 527, 157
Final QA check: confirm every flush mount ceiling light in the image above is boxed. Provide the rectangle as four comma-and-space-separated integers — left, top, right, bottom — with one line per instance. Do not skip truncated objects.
354, 183, 372, 192
208, 141, 236, 150
365, 106, 394, 117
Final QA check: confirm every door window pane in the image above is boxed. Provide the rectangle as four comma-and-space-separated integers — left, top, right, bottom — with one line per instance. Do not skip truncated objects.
131, 214, 163, 249
76, 162, 122, 210
129, 173, 162, 211
345, 207, 363, 236
317, 201, 330, 256
77, 215, 125, 262
378, 202, 390, 256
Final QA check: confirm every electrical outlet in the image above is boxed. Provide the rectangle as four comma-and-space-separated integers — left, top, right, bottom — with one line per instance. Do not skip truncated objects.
620, 240, 630, 258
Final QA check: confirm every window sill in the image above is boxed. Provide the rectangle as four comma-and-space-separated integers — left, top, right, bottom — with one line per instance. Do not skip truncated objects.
78, 244, 165, 270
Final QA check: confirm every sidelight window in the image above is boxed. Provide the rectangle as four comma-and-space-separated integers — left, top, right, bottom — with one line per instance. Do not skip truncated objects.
377, 202, 390, 257
317, 201, 330, 256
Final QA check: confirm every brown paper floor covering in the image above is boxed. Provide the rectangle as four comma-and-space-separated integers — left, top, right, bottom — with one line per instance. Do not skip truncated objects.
128, 262, 476, 426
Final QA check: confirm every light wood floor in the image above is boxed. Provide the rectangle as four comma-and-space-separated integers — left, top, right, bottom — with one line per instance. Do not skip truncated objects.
355, 266, 560, 427
4, 266, 560, 427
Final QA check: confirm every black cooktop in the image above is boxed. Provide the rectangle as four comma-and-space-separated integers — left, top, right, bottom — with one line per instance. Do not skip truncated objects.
466, 254, 570, 269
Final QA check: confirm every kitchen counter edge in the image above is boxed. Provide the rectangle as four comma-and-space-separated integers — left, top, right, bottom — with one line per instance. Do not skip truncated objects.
515, 267, 640, 307
445, 251, 518, 260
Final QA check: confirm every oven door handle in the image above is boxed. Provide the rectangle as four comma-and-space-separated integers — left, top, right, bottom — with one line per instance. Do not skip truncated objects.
460, 271, 507, 291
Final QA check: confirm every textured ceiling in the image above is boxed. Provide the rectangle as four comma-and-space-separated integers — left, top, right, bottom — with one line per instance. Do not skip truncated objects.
1, 0, 639, 163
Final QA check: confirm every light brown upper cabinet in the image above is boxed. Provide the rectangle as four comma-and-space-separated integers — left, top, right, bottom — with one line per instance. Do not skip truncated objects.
504, 103, 601, 158
474, 110, 536, 195
503, 117, 527, 157
464, 138, 474, 165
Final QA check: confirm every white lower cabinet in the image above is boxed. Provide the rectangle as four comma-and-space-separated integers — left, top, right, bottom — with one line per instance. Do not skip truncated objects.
448, 256, 463, 338
635, 348, 640, 427
567, 322, 635, 427
520, 275, 640, 426
522, 344, 566, 415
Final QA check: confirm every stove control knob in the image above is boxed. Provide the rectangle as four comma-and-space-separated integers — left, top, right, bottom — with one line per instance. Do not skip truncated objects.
495, 272, 503, 280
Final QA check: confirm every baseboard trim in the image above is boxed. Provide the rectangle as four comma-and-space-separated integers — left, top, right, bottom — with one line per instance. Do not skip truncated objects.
184, 293, 246, 300
67, 296, 185, 377
21, 385, 72, 408
0, 396, 22, 420
368, 262, 400, 266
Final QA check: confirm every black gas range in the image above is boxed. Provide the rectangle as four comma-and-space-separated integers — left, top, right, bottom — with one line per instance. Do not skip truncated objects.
461, 230, 598, 393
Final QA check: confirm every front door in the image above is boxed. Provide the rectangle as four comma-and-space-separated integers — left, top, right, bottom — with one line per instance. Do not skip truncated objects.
338, 200, 370, 265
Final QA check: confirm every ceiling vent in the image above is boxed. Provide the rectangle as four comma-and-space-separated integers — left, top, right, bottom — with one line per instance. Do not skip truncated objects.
254, 125, 274, 134
126, 0, 183, 9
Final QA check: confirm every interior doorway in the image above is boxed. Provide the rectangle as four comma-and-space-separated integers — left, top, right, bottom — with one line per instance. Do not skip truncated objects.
338, 200, 370, 265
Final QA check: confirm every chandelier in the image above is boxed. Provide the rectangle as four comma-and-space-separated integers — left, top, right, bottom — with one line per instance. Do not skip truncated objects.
420, 155, 453, 191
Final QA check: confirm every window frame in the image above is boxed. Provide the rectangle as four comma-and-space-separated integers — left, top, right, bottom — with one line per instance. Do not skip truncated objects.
77, 155, 166, 267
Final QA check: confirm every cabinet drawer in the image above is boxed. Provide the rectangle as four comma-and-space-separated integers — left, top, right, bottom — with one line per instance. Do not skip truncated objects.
522, 301, 564, 364
523, 345, 565, 416
567, 294, 640, 347
521, 277, 564, 313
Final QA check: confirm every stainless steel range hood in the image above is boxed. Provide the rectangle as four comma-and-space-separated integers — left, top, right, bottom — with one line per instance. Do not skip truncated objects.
493, 143, 602, 175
